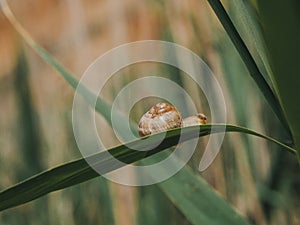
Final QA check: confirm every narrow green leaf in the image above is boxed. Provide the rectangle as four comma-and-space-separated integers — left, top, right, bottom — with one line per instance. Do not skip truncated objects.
1, 2, 297, 224
230, 0, 274, 85
207, 0, 292, 139
1, 0, 133, 132
156, 153, 251, 225
0, 124, 296, 212
257, 0, 300, 160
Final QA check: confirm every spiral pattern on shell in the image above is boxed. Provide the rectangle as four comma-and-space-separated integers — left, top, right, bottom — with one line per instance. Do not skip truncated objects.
138, 102, 207, 137
138, 102, 183, 137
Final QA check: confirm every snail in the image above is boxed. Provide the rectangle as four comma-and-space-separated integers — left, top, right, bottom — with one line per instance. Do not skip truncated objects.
182, 113, 207, 127
138, 102, 207, 137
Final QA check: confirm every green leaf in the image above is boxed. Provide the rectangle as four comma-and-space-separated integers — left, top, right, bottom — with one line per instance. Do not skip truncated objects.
156, 153, 251, 225
0, 124, 296, 212
257, 0, 300, 160
2, 2, 297, 224
230, 0, 273, 82
207, 0, 292, 139
1, 0, 133, 132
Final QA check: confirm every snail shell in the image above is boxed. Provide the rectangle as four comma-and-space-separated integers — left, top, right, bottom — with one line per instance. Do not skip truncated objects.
182, 113, 207, 127
138, 102, 182, 137
138, 102, 207, 137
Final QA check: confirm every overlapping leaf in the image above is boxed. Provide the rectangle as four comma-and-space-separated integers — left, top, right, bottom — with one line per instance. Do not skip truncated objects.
1, 1, 297, 224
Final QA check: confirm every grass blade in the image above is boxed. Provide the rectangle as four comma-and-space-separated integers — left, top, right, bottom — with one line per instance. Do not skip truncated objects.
0, 124, 296, 212
230, 0, 274, 83
207, 0, 292, 139
1, 2, 297, 224
257, 0, 300, 159
1, 0, 138, 134
156, 153, 251, 225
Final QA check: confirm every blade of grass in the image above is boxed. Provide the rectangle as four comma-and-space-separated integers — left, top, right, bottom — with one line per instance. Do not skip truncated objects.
1, 1, 297, 224
230, 0, 274, 85
1, 0, 138, 135
257, 0, 300, 160
207, 0, 292, 140
0, 124, 296, 212
155, 152, 250, 225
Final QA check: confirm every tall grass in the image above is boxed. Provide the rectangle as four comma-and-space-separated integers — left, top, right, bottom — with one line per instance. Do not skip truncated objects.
0, 0, 299, 224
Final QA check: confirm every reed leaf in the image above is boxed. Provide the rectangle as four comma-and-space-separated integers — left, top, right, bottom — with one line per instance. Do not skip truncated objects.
207, 0, 292, 139
0, 124, 296, 213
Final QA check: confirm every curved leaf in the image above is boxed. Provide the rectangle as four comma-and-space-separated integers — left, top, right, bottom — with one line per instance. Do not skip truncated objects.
257, 0, 300, 160
207, 0, 293, 140
0, 124, 296, 212
1, 2, 297, 224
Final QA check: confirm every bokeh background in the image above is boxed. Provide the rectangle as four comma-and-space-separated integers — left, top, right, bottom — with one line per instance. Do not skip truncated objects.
0, 0, 299, 224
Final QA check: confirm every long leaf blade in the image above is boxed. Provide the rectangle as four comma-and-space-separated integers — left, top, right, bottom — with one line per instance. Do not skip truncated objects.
207, 0, 292, 139
1, 2, 296, 224
0, 124, 296, 212
257, 0, 300, 159
157, 154, 250, 225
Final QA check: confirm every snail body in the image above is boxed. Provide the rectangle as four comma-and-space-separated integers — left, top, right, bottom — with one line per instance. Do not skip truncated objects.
138, 102, 206, 137
182, 113, 207, 127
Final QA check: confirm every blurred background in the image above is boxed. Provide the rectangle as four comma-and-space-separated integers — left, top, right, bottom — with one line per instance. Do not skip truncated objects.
0, 0, 299, 224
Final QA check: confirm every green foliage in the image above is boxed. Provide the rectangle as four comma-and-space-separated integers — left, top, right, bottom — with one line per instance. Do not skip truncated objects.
0, 124, 296, 215
1, 0, 299, 224
257, 0, 300, 158
207, 0, 292, 139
